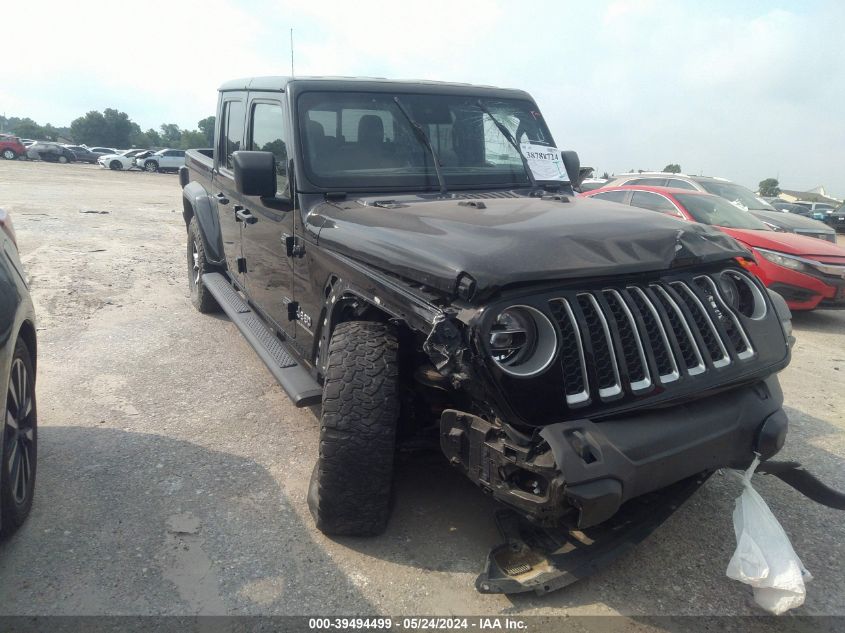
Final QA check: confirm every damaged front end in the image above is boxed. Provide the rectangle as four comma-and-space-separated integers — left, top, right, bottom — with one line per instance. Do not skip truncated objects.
419, 263, 845, 595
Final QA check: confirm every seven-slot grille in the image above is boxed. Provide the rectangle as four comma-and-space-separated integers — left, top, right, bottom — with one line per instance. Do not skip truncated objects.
548, 276, 755, 407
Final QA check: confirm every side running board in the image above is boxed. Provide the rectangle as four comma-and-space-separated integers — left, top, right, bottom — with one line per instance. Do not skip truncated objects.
202, 272, 322, 407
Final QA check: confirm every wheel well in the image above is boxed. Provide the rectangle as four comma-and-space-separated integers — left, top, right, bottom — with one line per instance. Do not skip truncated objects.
17, 320, 37, 373
332, 294, 392, 326
316, 287, 409, 374
182, 197, 194, 226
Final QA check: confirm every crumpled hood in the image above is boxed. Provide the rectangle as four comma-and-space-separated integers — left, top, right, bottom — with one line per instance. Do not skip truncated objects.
312, 195, 751, 299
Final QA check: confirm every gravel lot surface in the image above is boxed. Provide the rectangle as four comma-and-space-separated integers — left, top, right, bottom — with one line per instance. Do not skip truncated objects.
0, 161, 842, 624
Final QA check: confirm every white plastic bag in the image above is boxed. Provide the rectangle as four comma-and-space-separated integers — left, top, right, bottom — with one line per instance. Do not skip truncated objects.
726, 456, 812, 614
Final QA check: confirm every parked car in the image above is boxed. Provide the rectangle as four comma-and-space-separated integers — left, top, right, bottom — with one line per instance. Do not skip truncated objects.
62, 145, 100, 164
86, 146, 119, 156
98, 148, 153, 171
138, 149, 185, 172
586, 186, 845, 311
0, 135, 27, 161
604, 172, 836, 243
830, 202, 845, 232
0, 208, 38, 538
169, 76, 842, 596
792, 201, 837, 216
25, 142, 77, 164
578, 178, 610, 192
771, 201, 828, 222
18, 139, 35, 148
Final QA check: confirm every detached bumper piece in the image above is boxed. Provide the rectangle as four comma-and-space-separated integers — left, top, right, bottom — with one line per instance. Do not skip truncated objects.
477, 474, 709, 595
758, 461, 845, 510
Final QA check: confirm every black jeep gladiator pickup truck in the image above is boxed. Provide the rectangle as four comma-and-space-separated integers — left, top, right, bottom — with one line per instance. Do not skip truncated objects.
180, 76, 798, 593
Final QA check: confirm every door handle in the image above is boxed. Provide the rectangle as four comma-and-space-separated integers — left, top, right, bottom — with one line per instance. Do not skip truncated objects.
236, 208, 257, 225
216, 192, 229, 205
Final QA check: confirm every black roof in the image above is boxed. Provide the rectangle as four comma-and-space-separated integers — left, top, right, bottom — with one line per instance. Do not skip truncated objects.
218, 76, 532, 100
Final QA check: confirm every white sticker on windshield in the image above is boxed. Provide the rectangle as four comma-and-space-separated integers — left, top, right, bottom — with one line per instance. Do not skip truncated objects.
520, 143, 568, 182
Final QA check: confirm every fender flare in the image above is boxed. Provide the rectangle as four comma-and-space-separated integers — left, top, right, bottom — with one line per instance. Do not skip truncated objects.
314, 266, 444, 373
182, 182, 226, 267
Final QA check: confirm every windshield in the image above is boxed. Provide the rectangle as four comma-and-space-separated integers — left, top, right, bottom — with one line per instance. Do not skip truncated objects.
298, 91, 554, 191
676, 194, 770, 230
695, 179, 775, 211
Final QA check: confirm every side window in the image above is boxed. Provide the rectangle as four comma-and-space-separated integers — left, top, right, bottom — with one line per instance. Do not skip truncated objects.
250, 102, 289, 196
667, 178, 696, 190
630, 191, 681, 215
174, 150, 185, 157
629, 177, 668, 186
220, 99, 245, 170
591, 191, 628, 204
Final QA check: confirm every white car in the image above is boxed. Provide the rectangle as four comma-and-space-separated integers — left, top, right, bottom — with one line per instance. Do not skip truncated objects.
98, 149, 153, 170
136, 149, 186, 173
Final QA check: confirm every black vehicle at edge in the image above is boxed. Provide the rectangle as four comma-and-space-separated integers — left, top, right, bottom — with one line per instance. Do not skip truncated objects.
0, 208, 38, 539
180, 77, 800, 592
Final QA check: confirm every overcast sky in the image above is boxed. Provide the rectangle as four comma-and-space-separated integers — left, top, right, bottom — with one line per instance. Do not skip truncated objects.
3, 0, 843, 195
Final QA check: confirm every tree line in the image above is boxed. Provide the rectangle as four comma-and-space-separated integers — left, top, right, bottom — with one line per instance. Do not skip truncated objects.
0, 110, 215, 150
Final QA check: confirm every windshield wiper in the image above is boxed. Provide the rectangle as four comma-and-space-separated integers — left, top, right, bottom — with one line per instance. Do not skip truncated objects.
475, 100, 538, 190
393, 97, 447, 195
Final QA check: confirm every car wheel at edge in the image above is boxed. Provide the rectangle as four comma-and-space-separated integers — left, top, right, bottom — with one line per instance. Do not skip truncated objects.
0, 337, 37, 538
1, 150, 16, 160
109, 160, 122, 171
57, 155, 68, 164
144, 160, 158, 173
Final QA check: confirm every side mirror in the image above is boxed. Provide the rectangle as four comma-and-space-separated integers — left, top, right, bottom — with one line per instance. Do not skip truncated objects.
560, 150, 581, 187
233, 151, 276, 197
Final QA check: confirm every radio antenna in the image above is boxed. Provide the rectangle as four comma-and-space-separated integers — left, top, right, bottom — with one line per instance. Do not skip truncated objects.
290, 28, 295, 77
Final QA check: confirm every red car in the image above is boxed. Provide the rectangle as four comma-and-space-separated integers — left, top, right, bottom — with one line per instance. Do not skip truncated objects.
585, 186, 845, 311
0, 134, 27, 161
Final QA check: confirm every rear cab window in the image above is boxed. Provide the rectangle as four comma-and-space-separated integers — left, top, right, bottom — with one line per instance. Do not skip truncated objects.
219, 96, 246, 171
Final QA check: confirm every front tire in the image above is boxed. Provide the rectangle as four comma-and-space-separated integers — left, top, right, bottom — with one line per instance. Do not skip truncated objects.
1, 338, 37, 538
144, 160, 158, 173
1, 149, 16, 160
187, 217, 220, 313
308, 321, 400, 536
109, 160, 122, 170
57, 155, 68, 164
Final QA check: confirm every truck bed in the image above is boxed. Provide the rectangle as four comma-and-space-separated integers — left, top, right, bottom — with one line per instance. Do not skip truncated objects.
185, 148, 214, 188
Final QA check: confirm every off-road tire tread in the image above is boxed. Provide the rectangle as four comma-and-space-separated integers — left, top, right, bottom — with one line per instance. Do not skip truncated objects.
309, 321, 399, 536
187, 217, 220, 313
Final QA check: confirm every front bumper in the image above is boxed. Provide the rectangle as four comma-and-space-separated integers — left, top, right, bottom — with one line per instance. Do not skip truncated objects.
441, 376, 786, 529
745, 256, 845, 311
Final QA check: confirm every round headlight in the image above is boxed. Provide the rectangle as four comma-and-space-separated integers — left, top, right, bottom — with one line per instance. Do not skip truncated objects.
488, 306, 557, 377
719, 271, 767, 319
718, 273, 739, 309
